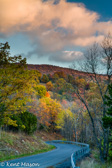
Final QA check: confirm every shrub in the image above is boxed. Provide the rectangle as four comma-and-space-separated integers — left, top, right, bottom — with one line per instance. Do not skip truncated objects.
20, 111, 37, 134
9, 111, 37, 134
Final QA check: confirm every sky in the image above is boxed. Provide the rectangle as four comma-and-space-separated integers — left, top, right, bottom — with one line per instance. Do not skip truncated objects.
0, 0, 112, 68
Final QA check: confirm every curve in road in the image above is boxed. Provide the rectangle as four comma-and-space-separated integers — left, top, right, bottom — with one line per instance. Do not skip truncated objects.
0, 142, 82, 168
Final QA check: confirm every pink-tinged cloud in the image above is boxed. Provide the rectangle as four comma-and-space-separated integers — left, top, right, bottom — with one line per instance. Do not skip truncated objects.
0, 0, 112, 61
74, 35, 105, 46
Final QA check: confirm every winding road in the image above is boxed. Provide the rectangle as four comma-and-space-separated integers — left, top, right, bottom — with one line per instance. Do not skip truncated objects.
0, 142, 82, 168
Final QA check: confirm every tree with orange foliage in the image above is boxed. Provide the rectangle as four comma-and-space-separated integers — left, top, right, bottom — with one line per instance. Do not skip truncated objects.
46, 92, 50, 98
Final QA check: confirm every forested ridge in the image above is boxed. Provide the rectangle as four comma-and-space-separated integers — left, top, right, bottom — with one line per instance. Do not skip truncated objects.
27, 64, 108, 79
0, 36, 112, 166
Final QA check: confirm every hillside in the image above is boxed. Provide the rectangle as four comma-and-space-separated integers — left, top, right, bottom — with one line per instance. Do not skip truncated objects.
0, 131, 62, 162
27, 64, 107, 79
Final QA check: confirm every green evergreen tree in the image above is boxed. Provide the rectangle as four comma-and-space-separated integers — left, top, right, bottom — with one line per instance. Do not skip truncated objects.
9, 111, 37, 134
103, 84, 112, 159
103, 84, 112, 129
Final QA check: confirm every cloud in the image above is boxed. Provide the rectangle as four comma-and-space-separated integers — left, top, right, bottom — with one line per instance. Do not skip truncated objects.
74, 35, 105, 46
1, 0, 112, 62
50, 50, 83, 62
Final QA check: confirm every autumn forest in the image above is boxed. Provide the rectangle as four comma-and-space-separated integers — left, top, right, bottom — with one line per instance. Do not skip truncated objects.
0, 35, 112, 165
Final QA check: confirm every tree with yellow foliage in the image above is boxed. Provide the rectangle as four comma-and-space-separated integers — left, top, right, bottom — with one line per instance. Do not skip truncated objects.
37, 97, 62, 131
0, 42, 39, 128
56, 109, 75, 140
46, 81, 53, 91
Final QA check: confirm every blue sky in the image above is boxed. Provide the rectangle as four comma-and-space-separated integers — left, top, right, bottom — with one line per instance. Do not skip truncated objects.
68, 0, 112, 20
1, 0, 112, 67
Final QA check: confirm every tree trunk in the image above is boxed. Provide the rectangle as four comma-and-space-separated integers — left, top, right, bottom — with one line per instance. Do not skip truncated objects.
0, 126, 2, 139
103, 129, 110, 160
74, 120, 77, 142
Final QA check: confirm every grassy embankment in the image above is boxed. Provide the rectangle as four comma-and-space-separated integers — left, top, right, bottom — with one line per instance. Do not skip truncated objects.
0, 130, 62, 162
78, 149, 112, 168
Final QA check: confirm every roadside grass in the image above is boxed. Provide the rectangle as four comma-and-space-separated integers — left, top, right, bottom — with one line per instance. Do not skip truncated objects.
79, 149, 112, 168
0, 145, 55, 162
80, 158, 112, 168
0, 131, 55, 162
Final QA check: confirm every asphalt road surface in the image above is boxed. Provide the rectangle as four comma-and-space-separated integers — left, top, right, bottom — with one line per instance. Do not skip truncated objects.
0, 142, 81, 168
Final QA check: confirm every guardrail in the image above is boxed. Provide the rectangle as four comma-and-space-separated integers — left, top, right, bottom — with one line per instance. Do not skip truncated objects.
71, 142, 90, 168
46, 140, 90, 168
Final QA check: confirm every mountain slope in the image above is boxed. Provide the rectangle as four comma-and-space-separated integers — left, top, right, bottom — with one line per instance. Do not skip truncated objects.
27, 64, 107, 79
